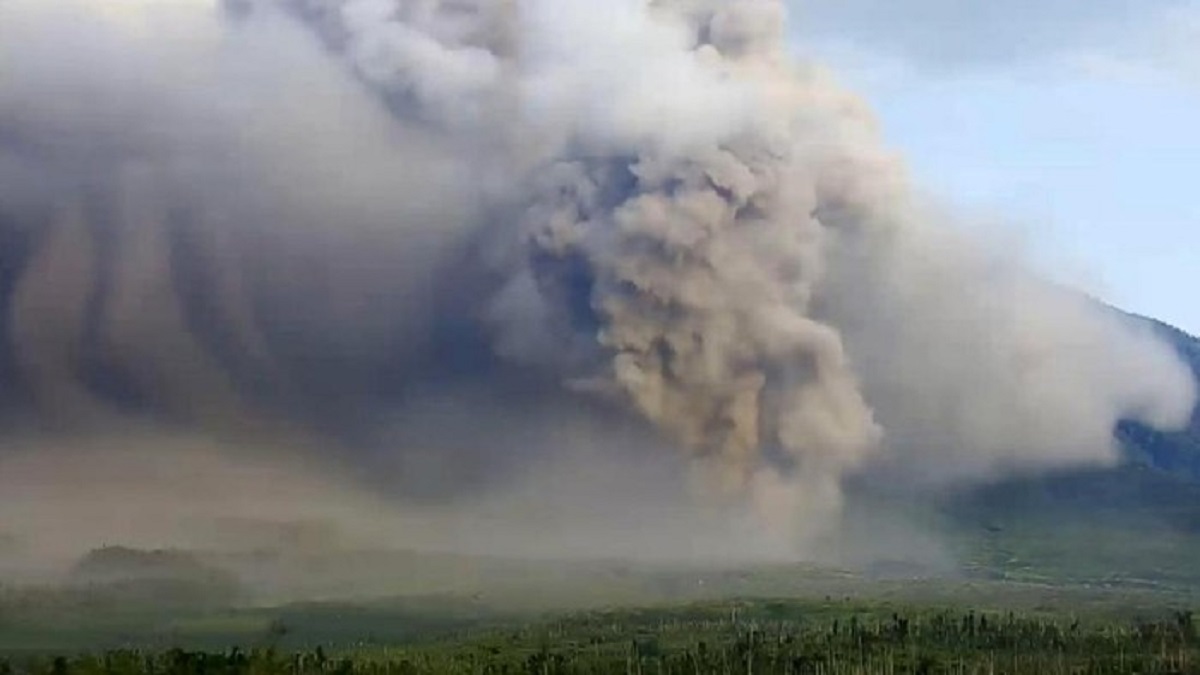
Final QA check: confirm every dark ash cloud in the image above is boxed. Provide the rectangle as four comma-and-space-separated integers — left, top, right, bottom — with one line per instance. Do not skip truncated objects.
0, 0, 1192, 564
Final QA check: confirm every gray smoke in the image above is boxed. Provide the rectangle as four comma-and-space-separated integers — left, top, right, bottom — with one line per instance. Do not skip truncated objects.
0, 0, 1194, 556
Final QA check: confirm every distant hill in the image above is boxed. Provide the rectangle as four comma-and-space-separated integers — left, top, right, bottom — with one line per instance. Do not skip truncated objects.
946, 314, 1200, 586
71, 546, 223, 584
69, 546, 244, 609
1117, 315, 1200, 478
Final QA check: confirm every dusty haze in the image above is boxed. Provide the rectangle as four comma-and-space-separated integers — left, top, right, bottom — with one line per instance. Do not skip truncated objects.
0, 0, 1194, 576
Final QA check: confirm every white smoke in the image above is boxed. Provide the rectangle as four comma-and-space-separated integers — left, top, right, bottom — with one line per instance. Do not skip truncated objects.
0, 0, 1194, 557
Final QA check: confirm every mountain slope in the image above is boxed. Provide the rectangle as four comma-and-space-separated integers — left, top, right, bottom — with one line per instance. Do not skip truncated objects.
1118, 315, 1200, 477
944, 313, 1200, 586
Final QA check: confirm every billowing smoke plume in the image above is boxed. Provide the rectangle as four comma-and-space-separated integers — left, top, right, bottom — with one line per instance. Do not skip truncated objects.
0, 0, 1194, 557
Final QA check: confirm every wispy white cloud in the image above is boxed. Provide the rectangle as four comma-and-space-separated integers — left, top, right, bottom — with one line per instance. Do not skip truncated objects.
790, 0, 1197, 85
788, 0, 1181, 70
1060, 4, 1200, 87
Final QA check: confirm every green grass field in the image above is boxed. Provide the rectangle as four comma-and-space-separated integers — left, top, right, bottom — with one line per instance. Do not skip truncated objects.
4, 550, 1200, 673
2, 595, 1198, 673
4, 461, 1200, 672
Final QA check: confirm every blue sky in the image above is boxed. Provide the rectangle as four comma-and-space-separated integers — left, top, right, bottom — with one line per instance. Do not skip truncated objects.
788, 0, 1200, 335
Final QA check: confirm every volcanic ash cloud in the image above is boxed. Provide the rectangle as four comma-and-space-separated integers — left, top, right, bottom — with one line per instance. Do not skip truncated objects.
0, 0, 1194, 550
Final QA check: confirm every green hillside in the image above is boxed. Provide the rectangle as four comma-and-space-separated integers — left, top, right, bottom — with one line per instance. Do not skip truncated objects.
878, 309, 1200, 584
1117, 316, 1200, 477
942, 315, 1200, 587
